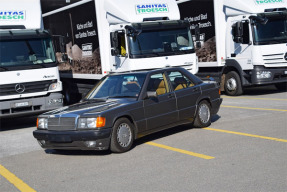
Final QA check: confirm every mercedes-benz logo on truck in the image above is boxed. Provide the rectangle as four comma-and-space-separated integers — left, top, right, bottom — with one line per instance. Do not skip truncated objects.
15, 84, 25, 93
284, 52, 287, 61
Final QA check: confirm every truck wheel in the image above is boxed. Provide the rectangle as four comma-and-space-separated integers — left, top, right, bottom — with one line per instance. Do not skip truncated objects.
193, 100, 211, 128
110, 118, 134, 153
63, 87, 71, 105
275, 83, 287, 91
224, 71, 243, 96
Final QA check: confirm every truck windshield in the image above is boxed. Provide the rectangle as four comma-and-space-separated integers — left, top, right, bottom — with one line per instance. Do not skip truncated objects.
128, 27, 194, 58
252, 15, 287, 45
0, 38, 56, 67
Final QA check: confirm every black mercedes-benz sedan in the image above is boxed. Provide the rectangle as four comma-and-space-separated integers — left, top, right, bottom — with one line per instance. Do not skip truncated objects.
33, 67, 222, 153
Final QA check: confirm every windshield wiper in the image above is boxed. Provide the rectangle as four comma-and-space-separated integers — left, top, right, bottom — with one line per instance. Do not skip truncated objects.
108, 95, 137, 98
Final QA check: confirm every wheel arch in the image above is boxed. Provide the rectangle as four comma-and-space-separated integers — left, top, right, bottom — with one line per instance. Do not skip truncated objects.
112, 115, 138, 140
223, 60, 244, 84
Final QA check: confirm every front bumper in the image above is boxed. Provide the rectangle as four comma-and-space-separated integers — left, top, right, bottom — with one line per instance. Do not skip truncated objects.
33, 128, 112, 150
251, 66, 287, 85
0, 92, 63, 118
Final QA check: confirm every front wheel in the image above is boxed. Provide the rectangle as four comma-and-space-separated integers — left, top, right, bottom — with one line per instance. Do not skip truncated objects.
110, 118, 134, 153
224, 71, 243, 96
193, 100, 211, 128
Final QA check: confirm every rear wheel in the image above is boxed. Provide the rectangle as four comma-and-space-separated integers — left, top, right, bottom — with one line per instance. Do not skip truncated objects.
224, 71, 243, 96
193, 100, 211, 128
110, 118, 134, 153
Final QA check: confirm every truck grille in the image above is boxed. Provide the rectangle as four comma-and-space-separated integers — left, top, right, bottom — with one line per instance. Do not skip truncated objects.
263, 53, 287, 65
0, 80, 56, 96
48, 117, 76, 131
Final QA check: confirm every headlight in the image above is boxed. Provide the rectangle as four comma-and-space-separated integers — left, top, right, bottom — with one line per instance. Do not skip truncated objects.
37, 118, 48, 129
49, 82, 60, 91
256, 71, 272, 79
77, 117, 106, 129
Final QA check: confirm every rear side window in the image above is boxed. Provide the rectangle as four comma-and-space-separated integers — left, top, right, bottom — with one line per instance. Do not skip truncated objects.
167, 71, 195, 91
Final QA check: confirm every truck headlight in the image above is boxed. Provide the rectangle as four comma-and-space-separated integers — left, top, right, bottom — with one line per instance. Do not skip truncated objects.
77, 117, 106, 129
256, 71, 272, 79
37, 118, 48, 129
49, 82, 60, 91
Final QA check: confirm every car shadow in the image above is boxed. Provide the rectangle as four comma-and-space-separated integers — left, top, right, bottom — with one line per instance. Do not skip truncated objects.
44, 149, 112, 156
135, 114, 221, 147
223, 85, 285, 96
0, 116, 37, 131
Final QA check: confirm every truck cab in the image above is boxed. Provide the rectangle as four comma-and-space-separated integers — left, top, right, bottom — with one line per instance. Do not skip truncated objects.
0, 0, 63, 118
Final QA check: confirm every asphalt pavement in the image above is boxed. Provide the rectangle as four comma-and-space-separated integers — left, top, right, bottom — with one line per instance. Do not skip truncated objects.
0, 85, 286, 192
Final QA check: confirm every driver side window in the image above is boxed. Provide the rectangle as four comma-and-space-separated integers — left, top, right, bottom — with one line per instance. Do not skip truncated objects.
147, 73, 168, 96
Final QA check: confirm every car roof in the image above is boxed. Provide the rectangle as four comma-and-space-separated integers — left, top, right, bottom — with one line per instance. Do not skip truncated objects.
108, 67, 186, 76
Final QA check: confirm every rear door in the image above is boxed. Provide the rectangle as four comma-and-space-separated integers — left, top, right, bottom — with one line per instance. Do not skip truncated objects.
143, 72, 177, 131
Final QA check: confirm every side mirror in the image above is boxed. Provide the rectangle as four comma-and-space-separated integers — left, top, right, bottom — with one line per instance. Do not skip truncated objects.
110, 32, 120, 56
232, 22, 243, 44
194, 25, 201, 48
146, 91, 157, 99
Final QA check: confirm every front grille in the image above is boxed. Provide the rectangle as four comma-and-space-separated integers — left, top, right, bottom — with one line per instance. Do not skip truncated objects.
0, 80, 56, 96
263, 53, 287, 65
48, 117, 76, 131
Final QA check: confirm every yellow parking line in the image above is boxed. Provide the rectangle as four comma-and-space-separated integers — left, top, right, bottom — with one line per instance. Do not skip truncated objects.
204, 128, 287, 143
221, 105, 287, 112
0, 164, 36, 192
146, 142, 215, 159
222, 96, 287, 101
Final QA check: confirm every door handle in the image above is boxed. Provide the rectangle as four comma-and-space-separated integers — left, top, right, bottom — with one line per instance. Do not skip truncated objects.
168, 94, 174, 98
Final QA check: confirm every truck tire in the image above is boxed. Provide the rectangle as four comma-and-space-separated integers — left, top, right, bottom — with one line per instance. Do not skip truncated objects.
193, 100, 211, 128
224, 71, 243, 96
110, 118, 134, 153
275, 83, 287, 91
63, 86, 72, 105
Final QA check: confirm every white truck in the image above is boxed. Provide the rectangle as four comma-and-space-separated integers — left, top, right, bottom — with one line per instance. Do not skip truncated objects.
42, 0, 198, 104
0, 0, 63, 118
177, 0, 287, 95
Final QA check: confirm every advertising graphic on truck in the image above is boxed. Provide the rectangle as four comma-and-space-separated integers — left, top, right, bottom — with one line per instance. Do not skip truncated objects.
43, 0, 198, 104
177, 0, 287, 95
0, 0, 63, 118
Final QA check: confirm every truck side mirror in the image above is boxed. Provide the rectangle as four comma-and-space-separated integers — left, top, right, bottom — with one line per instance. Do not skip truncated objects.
194, 25, 201, 48
110, 32, 120, 56
232, 22, 243, 44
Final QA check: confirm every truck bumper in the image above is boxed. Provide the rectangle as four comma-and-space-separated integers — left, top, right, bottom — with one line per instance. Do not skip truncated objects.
251, 66, 287, 85
0, 92, 63, 118
33, 129, 112, 151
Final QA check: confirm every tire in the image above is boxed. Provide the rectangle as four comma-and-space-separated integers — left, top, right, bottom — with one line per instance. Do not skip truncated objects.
275, 83, 287, 91
224, 71, 243, 96
110, 118, 134, 153
193, 100, 211, 128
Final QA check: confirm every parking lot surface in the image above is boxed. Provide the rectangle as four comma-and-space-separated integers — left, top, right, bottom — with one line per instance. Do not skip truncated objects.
0, 85, 286, 192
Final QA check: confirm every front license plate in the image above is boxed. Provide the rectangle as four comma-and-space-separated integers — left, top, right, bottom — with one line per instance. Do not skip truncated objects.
49, 135, 71, 143
15, 102, 29, 108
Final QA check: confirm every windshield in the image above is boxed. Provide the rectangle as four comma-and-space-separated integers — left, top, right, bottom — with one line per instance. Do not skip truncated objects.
86, 73, 146, 99
252, 15, 287, 45
128, 27, 194, 58
0, 38, 56, 67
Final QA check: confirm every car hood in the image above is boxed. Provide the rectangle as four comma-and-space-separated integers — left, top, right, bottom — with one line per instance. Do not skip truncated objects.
41, 98, 135, 117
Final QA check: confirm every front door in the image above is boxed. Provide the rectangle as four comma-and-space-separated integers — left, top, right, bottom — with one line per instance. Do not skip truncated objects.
144, 72, 177, 131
